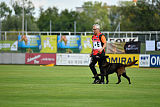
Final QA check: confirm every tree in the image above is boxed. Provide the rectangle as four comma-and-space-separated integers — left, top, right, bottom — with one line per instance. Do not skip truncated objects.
119, 0, 160, 31
80, 1, 111, 31
37, 7, 59, 31
0, 2, 12, 19
108, 6, 121, 31
59, 9, 78, 31
12, 0, 35, 17
1, 0, 38, 31
2, 15, 22, 31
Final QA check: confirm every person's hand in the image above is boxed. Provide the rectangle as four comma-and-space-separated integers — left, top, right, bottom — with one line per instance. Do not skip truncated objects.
98, 48, 103, 53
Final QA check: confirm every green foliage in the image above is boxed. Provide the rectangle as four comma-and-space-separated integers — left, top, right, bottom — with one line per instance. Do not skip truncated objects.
12, 0, 35, 16
1, 0, 160, 31
2, 16, 22, 31
80, 1, 110, 31
108, 6, 120, 31
119, 0, 160, 31
2, 15, 38, 31
0, 65, 160, 107
36, 1, 111, 32
0, 2, 12, 18
1, 0, 38, 31
59, 10, 78, 31
37, 7, 59, 31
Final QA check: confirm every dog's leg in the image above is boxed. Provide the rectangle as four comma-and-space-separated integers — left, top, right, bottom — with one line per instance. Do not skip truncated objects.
106, 74, 109, 84
116, 73, 121, 84
122, 72, 131, 84
99, 71, 105, 84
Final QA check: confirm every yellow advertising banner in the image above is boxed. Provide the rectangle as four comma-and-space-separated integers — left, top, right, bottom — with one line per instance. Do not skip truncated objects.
106, 54, 139, 68
40, 35, 57, 53
80, 35, 92, 53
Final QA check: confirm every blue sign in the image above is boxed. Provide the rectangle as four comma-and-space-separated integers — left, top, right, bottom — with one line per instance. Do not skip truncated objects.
150, 55, 160, 67
18, 35, 41, 48
57, 35, 81, 48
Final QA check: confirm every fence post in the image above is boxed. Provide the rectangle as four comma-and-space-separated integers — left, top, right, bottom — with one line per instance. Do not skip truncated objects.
5, 32, 7, 40
145, 34, 146, 54
149, 33, 151, 40
26, 31, 27, 36
156, 31, 157, 41
0, 18, 1, 41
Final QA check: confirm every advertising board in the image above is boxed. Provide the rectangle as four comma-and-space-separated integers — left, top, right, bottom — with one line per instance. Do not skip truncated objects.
139, 54, 150, 67
57, 35, 81, 53
40, 35, 57, 53
80, 35, 92, 53
25, 53, 56, 65
106, 54, 139, 68
150, 55, 160, 67
0, 41, 18, 51
146, 40, 155, 51
56, 54, 90, 65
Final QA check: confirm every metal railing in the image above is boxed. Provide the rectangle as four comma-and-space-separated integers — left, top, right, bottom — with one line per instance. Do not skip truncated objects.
0, 31, 160, 54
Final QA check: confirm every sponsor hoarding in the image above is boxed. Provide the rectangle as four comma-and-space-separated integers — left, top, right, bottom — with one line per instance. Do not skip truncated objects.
150, 55, 160, 67
80, 35, 92, 53
0, 41, 18, 51
57, 35, 81, 53
146, 40, 155, 51
107, 42, 125, 54
156, 41, 160, 50
106, 54, 139, 68
40, 35, 57, 53
107, 37, 138, 54
18, 35, 41, 53
57, 35, 81, 48
56, 54, 91, 65
25, 53, 56, 65
139, 54, 150, 67
18, 35, 41, 48
108, 37, 138, 43
124, 41, 141, 54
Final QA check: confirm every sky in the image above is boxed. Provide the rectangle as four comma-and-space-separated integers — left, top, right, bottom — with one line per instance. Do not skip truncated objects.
1, 0, 132, 17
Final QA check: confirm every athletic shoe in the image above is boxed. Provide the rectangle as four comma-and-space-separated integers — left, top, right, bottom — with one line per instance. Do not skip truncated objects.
98, 81, 105, 84
92, 79, 100, 84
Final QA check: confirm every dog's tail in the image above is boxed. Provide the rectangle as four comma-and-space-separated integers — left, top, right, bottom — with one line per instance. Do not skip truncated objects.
124, 60, 138, 67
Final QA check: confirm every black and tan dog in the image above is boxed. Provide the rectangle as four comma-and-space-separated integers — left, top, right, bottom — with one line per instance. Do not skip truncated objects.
93, 56, 138, 84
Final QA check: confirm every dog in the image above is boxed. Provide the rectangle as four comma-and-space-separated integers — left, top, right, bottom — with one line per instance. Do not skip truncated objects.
93, 56, 138, 84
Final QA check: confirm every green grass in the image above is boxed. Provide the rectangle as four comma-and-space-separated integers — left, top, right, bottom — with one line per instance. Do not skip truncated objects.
0, 65, 160, 107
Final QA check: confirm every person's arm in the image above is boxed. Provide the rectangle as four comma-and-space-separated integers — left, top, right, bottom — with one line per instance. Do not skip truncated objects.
98, 35, 106, 53
90, 49, 93, 57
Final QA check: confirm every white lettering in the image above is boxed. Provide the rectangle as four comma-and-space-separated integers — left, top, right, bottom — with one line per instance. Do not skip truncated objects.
41, 58, 55, 61
0, 43, 11, 48
34, 60, 39, 64
157, 56, 160, 65
151, 56, 156, 65
27, 55, 41, 62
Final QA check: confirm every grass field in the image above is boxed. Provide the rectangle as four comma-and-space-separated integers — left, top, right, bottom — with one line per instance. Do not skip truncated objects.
0, 65, 160, 107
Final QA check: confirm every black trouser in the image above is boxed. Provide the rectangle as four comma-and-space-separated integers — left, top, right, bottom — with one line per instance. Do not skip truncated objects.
89, 55, 106, 82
